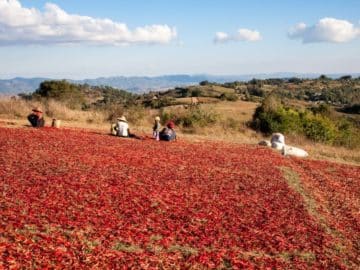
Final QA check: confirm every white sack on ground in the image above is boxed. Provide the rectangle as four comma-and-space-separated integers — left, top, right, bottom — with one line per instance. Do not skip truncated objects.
283, 145, 309, 158
258, 133, 309, 158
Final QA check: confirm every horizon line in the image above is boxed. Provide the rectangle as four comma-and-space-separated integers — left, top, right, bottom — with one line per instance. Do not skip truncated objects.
1, 71, 360, 81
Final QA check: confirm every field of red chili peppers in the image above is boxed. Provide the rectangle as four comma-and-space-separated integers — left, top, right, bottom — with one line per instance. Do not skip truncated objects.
0, 126, 359, 269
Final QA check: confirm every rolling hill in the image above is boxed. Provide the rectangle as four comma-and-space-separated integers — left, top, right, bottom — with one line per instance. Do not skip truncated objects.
1, 73, 359, 95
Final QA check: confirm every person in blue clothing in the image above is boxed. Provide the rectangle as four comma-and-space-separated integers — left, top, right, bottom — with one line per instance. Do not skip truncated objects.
27, 107, 45, 127
159, 121, 177, 141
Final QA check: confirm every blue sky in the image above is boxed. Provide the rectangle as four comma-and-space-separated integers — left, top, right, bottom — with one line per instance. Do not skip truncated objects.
0, 0, 359, 79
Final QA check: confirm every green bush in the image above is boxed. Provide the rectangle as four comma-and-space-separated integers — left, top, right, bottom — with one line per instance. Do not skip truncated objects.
199, 80, 210, 86
252, 95, 301, 134
339, 104, 360, 114
219, 93, 238, 101
160, 106, 218, 128
334, 119, 360, 148
94, 86, 136, 107
148, 97, 175, 109
309, 104, 332, 116
252, 98, 359, 147
181, 107, 217, 127
247, 86, 265, 97
191, 88, 202, 97
302, 115, 337, 143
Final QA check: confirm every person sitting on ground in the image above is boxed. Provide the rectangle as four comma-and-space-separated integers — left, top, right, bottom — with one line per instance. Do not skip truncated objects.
115, 116, 129, 137
271, 133, 285, 150
115, 116, 141, 139
153, 116, 161, 141
27, 107, 45, 127
159, 121, 177, 141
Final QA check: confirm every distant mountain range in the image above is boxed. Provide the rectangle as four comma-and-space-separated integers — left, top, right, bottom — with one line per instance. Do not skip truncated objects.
0, 77, 47, 95
0, 73, 359, 95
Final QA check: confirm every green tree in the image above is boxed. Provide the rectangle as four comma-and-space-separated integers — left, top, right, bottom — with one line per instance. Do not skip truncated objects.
199, 80, 209, 86
32, 80, 86, 108
318, 74, 331, 81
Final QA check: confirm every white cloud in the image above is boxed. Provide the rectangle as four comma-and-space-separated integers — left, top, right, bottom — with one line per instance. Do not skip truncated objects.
214, 32, 229, 43
288, 17, 360, 43
236, 29, 262, 41
214, 28, 262, 43
0, 0, 177, 45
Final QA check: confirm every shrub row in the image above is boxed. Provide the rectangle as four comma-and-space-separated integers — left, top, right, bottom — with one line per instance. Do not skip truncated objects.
160, 106, 218, 129
252, 96, 360, 148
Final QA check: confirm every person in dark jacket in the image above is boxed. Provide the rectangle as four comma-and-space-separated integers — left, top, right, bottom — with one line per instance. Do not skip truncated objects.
28, 107, 45, 127
159, 121, 177, 141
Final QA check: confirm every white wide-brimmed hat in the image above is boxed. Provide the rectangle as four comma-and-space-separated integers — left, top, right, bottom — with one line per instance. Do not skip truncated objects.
32, 107, 43, 113
117, 116, 127, 122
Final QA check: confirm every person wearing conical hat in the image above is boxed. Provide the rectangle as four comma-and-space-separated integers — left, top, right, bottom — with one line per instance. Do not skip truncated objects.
152, 116, 161, 141
115, 116, 129, 137
114, 115, 143, 139
27, 107, 45, 127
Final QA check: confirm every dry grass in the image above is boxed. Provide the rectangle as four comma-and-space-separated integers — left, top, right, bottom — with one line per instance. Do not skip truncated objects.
46, 100, 106, 123
201, 100, 259, 122
304, 144, 360, 165
179, 125, 261, 144
112, 242, 143, 253
280, 167, 327, 223
284, 134, 360, 166
0, 98, 40, 118
164, 100, 258, 124
208, 85, 236, 94
190, 84, 236, 95
0, 98, 106, 123
176, 97, 220, 104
